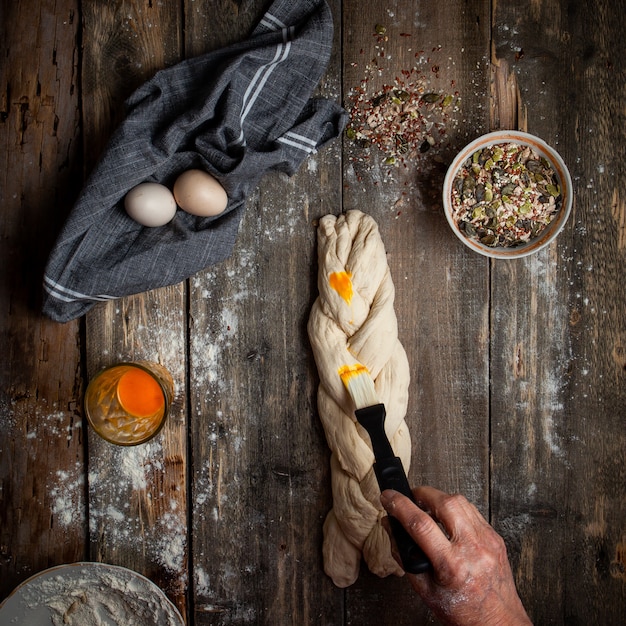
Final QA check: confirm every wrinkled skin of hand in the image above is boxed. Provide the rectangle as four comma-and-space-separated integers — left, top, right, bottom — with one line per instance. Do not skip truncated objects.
381, 486, 532, 626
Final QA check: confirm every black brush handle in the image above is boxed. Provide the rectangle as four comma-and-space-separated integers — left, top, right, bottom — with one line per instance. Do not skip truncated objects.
374, 457, 431, 574
355, 404, 431, 574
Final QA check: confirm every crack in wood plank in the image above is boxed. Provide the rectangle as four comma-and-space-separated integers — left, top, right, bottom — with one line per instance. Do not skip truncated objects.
611, 537, 626, 581
490, 42, 527, 132
610, 187, 626, 251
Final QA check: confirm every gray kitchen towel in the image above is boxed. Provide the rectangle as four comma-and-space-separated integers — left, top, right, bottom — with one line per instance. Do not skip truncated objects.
42, 0, 347, 322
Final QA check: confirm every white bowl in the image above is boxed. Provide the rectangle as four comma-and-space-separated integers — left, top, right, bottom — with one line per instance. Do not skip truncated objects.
443, 130, 573, 259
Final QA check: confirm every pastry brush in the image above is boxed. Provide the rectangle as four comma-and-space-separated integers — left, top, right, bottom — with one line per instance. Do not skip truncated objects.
339, 364, 431, 575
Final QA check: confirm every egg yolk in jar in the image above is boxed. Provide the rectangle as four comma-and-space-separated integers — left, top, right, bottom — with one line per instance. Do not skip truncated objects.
116, 367, 165, 417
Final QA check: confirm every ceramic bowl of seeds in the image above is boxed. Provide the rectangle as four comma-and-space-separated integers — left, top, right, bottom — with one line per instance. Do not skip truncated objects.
443, 130, 573, 258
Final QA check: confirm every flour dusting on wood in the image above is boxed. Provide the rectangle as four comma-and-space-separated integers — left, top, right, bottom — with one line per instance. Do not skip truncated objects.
88, 440, 187, 583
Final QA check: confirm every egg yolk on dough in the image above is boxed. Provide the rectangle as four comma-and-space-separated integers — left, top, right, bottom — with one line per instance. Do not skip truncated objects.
329, 271, 353, 304
117, 367, 165, 417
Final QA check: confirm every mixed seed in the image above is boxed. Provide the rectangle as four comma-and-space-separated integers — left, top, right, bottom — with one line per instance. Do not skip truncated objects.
347, 86, 455, 166
450, 142, 562, 248
345, 25, 459, 168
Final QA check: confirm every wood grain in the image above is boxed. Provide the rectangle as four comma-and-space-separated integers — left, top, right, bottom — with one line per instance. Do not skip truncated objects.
81, 0, 188, 618
185, 1, 343, 623
0, 0, 85, 597
491, 0, 626, 623
80, 0, 182, 171
84, 291, 188, 615
341, 1, 490, 621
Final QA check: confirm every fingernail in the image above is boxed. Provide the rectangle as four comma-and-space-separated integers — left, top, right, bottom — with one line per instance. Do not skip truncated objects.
380, 490, 394, 509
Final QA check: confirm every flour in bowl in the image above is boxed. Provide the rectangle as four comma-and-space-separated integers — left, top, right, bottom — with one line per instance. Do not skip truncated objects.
14, 563, 183, 626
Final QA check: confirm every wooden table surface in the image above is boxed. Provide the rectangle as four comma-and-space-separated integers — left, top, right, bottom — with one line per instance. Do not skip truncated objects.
1, 0, 625, 624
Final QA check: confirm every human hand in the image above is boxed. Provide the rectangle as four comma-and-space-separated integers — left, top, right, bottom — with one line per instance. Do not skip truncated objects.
380, 486, 532, 626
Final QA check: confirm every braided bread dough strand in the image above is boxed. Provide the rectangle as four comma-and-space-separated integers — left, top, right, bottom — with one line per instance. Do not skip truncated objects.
308, 210, 412, 587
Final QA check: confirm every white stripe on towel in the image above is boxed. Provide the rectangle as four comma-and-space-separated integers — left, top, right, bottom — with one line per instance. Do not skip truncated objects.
232, 22, 294, 147
44, 275, 116, 303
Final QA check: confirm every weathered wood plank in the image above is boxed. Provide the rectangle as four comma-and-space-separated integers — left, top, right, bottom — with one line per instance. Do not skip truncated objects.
80, 0, 189, 618
341, 1, 491, 623
491, 0, 626, 623
0, 0, 85, 597
185, 1, 344, 623
184, 0, 262, 57
84, 292, 189, 615
80, 0, 183, 170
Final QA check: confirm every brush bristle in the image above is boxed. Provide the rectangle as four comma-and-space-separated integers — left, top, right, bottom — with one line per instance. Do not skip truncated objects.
338, 364, 380, 409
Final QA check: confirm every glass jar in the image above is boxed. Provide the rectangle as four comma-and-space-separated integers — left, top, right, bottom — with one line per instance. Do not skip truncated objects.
84, 361, 174, 445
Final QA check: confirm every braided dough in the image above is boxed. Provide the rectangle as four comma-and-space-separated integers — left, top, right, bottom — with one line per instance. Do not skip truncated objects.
308, 210, 412, 587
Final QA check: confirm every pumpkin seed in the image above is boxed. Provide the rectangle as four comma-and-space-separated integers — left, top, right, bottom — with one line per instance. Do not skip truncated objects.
462, 175, 476, 197
462, 222, 477, 237
472, 206, 485, 219
371, 93, 387, 107
526, 159, 542, 173
421, 93, 441, 103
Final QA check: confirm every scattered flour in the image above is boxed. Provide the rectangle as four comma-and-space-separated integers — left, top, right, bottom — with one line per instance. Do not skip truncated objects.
520, 253, 571, 461
155, 511, 186, 572
88, 440, 187, 584
49, 464, 85, 528
194, 566, 211, 597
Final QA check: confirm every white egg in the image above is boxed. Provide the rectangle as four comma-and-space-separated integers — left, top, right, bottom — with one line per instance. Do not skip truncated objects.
173, 169, 228, 217
124, 182, 177, 227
